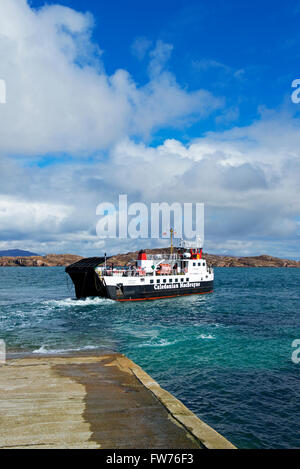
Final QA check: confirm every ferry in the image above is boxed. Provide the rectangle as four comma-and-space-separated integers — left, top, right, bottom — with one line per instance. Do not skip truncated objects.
66, 238, 214, 302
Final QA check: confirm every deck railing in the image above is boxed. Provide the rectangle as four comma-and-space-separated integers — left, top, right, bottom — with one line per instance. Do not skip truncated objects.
98, 267, 214, 278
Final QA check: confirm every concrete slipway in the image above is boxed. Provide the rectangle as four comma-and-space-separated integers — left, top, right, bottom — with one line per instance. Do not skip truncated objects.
0, 353, 236, 449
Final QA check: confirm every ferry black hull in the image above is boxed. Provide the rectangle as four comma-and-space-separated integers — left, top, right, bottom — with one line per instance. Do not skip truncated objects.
106, 282, 214, 302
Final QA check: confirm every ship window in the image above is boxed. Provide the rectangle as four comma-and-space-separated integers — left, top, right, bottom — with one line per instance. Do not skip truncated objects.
157, 280, 160, 284
175, 278, 178, 282
186, 278, 189, 282
198, 263, 201, 266
163, 279, 167, 283
203, 262, 205, 266
150, 280, 154, 284
180, 278, 184, 282
141, 278, 145, 282
193, 263, 196, 267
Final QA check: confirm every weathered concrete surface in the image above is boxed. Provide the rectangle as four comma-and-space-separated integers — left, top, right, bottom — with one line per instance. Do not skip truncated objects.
0, 354, 236, 449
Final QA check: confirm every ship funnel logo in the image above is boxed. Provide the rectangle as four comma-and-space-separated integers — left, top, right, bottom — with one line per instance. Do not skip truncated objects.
96, 195, 204, 242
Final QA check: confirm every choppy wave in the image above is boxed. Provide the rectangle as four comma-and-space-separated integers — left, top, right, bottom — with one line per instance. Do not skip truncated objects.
32, 345, 104, 355
43, 297, 114, 308
194, 322, 223, 329
137, 338, 180, 348
197, 334, 216, 340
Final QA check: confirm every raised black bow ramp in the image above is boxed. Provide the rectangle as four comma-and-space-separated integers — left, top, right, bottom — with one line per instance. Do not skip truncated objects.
66, 257, 108, 299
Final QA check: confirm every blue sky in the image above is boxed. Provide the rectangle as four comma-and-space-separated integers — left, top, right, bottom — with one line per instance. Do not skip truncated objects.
0, 0, 300, 257
29, 0, 300, 132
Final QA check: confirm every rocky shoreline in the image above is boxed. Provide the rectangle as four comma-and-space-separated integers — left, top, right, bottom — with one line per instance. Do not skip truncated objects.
0, 254, 82, 267
1, 249, 299, 268
205, 254, 300, 268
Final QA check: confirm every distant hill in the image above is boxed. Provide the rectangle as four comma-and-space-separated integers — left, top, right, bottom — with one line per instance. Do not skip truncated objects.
0, 254, 83, 267
0, 249, 39, 258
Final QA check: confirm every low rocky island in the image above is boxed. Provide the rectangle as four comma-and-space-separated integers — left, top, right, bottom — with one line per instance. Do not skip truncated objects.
0, 254, 82, 267
205, 253, 300, 268
0, 249, 299, 268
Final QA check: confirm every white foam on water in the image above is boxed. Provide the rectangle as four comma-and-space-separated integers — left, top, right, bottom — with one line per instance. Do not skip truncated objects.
44, 297, 114, 308
32, 346, 49, 354
32, 345, 104, 355
137, 338, 179, 348
195, 322, 221, 328
197, 334, 216, 340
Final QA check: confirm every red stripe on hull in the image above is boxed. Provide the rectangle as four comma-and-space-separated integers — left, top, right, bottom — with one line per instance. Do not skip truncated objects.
116, 290, 214, 302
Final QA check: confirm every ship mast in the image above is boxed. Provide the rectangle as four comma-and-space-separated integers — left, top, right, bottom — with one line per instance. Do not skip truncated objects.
170, 228, 174, 256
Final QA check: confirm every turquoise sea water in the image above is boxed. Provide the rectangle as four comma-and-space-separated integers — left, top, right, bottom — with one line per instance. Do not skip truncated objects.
0, 267, 299, 448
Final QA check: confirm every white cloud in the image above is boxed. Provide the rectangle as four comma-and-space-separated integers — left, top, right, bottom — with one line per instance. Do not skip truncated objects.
193, 58, 245, 80
0, 0, 221, 158
194, 58, 231, 73
131, 36, 152, 60
215, 106, 240, 125
0, 1, 299, 259
148, 40, 174, 78
0, 196, 72, 237
1, 110, 299, 257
